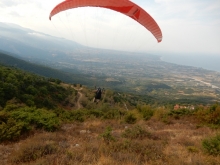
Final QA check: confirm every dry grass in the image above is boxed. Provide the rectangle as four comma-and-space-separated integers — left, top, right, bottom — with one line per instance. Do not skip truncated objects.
1, 117, 220, 165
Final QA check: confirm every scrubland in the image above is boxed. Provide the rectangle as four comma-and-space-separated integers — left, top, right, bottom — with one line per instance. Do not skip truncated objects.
1, 104, 220, 165
1, 65, 220, 164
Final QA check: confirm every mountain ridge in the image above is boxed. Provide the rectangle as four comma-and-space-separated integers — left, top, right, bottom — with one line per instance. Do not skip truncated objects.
0, 50, 91, 85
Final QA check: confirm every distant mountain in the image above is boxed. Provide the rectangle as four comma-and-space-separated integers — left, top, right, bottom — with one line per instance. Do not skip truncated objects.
0, 50, 91, 85
0, 22, 85, 60
0, 22, 159, 63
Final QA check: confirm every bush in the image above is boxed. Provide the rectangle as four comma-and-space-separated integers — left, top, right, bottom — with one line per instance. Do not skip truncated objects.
0, 118, 26, 142
0, 110, 9, 123
153, 107, 167, 119
0, 106, 61, 142
103, 109, 121, 119
187, 146, 199, 153
202, 134, 220, 156
4, 103, 21, 112
59, 110, 85, 122
10, 107, 60, 131
196, 105, 220, 126
100, 126, 115, 144
87, 109, 103, 118
137, 105, 154, 120
142, 109, 154, 120
122, 125, 151, 140
124, 112, 137, 124
169, 109, 193, 116
208, 106, 220, 125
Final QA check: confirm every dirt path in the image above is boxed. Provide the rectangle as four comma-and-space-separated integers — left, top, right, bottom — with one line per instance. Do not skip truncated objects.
76, 90, 83, 109
61, 83, 83, 109
74, 87, 83, 109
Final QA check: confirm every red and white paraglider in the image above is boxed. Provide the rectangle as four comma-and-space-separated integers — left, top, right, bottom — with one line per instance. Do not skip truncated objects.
49, 0, 162, 43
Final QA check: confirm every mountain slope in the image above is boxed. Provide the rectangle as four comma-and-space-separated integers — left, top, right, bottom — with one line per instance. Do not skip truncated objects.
0, 22, 84, 60
0, 50, 91, 85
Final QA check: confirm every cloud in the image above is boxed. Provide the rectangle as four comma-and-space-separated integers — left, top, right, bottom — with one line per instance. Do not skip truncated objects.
8, 11, 22, 17
0, 0, 29, 7
28, 32, 47, 38
153, 0, 220, 23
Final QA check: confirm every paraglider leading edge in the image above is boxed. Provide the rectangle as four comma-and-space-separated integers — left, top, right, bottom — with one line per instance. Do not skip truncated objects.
49, 0, 163, 43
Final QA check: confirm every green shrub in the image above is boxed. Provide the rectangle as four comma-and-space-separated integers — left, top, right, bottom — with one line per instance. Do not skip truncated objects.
210, 103, 219, 111
187, 146, 199, 153
122, 125, 151, 140
4, 103, 21, 112
143, 110, 154, 120
0, 110, 9, 123
113, 95, 121, 103
124, 112, 137, 124
26, 99, 35, 107
100, 103, 111, 112
87, 109, 103, 118
103, 109, 121, 119
153, 107, 171, 123
138, 105, 154, 120
0, 118, 26, 142
59, 110, 85, 122
0, 106, 61, 142
100, 126, 115, 144
208, 106, 220, 125
10, 107, 60, 131
169, 109, 193, 116
153, 107, 167, 119
85, 102, 96, 110
202, 134, 220, 156
196, 105, 220, 126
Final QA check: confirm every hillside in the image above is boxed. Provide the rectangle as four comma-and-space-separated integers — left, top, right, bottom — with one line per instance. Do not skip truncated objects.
0, 51, 91, 85
0, 64, 77, 108
0, 22, 83, 59
0, 65, 220, 165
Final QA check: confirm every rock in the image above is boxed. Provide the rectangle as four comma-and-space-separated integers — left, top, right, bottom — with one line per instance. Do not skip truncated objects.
80, 130, 87, 134
80, 130, 91, 134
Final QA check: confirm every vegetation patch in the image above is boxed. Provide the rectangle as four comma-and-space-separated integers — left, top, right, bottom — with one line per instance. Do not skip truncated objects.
137, 104, 154, 120
122, 125, 151, 140
202, 134, 220, 156
196, 103, 220, 126
124, 112, 137, 124
100, 126, 115, 144
0, 105, 60, 142
9, 133, 61, 164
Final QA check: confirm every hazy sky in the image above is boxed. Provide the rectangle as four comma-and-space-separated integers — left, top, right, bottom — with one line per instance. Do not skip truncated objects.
0, 0, 220, 56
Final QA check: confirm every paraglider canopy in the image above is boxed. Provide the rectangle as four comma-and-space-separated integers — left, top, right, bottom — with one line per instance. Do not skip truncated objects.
49, 0, 162, 43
